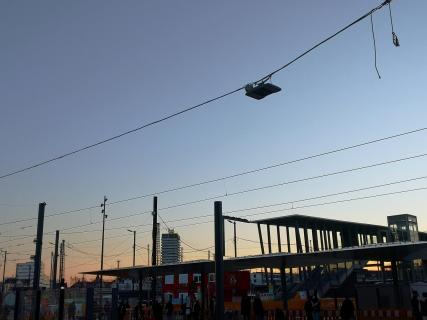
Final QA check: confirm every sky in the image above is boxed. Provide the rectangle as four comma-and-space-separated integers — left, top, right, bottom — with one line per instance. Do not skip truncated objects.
1, 1, 427, 282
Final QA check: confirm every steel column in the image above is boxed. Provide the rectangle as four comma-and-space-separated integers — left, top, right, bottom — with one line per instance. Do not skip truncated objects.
286, 226, 293, 282
257, 223, 269, 284
277, 226, 282, 253
214, 201, 225, 320
332, 231, 338, 249
53, 230, 59, 289
320, 229, 324, 250
303, 228, 309, 253
312, 229, 319, 252
267, 225, 273, 283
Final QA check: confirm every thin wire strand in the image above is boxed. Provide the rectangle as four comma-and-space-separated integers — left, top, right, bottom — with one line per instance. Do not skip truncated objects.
259, 0, 390, 81
388, 3, 395, 34
370, 14, 381, 79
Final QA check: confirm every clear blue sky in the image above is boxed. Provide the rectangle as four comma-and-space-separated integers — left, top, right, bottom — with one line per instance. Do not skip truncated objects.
1, 1, 426, 278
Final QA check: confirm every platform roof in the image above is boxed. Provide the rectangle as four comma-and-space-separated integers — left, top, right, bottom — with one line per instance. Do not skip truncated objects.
254, 214, 389, 232
82, 241, 427, 280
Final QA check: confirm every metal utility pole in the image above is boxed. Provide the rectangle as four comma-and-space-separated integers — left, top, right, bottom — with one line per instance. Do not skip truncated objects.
214, 201, 225, 320
58, 279, 65, 320
53, 230, 59, 289
50, 252, 53, 288
100, 196, 108, 287
151, 196, 158, 303
117, 260, 120, 269
223, 215, 249, 258
228, 220, 237, 258
1, 250, 7, 294
33, 203, 46, 290
59, 240, 65, 284
127, 230, 136, 266
33, 202, 46, 320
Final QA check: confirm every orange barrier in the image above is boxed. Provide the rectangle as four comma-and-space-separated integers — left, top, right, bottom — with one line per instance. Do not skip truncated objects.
357, 309, 413, 320
218, 308, 415, 320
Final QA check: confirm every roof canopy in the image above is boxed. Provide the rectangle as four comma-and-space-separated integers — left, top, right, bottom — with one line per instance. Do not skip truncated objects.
82, 241, 427, 280
255, 214, 389, 232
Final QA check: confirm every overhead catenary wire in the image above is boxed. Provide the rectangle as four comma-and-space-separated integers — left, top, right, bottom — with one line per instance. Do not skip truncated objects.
1, 130, 426, 230
161, 185, 427, 230
1, 152, 426, 244
238, 186, 427, 220
3, 183, 426, 265
0, 0, 395, 181
71, 126, 427, 214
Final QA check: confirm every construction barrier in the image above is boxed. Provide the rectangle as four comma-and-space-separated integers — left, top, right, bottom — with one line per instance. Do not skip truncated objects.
357, 309, 413, 320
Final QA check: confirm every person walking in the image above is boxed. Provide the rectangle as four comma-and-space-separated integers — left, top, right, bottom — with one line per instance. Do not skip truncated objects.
193, 299, 201, 320
209, 297, 215, 320
421, 292, 427, 320
275, 308, 285, 320
166, 298, 174, 320
311, 291, 321, 320
413, 291, 422, 320
118, 301, 127, 320
241, 293, 251, 320
153, 300, 163, 320
181, 297, 186, 319
253, 295, 264, 320
340, 296, 355, 320
133, 302, 143, 320
304, 295, 313, 320
67, 301, 76, 320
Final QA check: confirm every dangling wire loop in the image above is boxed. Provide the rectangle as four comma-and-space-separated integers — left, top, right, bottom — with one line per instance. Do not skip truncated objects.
370, 14, 381, 79
388, 2, 400, 47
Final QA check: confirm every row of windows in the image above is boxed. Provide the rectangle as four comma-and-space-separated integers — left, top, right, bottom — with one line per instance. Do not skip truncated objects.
165, 273, 216, 285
